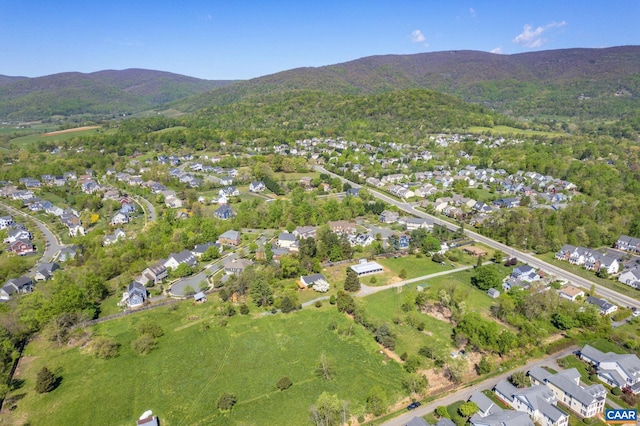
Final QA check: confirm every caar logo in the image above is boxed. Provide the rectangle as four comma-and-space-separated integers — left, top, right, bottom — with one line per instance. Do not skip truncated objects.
606, 409, 637, 424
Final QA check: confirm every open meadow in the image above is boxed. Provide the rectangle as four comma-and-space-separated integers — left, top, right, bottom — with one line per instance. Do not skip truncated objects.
5, 303, 406, 426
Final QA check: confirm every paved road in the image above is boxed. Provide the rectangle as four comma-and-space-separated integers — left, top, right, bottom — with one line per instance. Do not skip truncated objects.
169, 253, 237, 297
382, 347, 579, 426
0, 201, 65, 271
315, 166, 640, 310
134, 195, 156, 223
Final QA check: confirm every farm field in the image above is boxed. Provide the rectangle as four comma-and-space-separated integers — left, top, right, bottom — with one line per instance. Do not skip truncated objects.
466, 125, 565, 137
5, 303, 406, 426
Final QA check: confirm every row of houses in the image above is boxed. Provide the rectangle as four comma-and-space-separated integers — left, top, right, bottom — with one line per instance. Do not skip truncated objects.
120, 231, 240, 307
555, 245, 620, 275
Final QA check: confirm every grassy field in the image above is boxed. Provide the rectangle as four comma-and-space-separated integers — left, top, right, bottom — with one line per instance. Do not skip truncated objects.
5, 303, 406, 426
466, 125, 565, 138
360, 268, 498, 358
8, 127, 116, 149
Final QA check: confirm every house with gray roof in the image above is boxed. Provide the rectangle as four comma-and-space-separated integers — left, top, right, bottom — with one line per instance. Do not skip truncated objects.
469, 391, 502, 418
470, 409, 534, 426
542, 368, 606, 418
164, 250, 197, 270
120, 282, 147, 308
585, 296, 617, 315
494, 379, 568, 426
618, 266, 640, 289
579, 345, 640, 394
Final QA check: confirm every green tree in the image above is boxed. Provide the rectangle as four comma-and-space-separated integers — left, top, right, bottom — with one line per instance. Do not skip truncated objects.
174, 263, 193, 278
403, 373, 429, 394
310, 392, 345, 426
279, 294, 296, 313
217, 393, 237, 411
336, 291, 356, 314
35, 366, 57, 393
182, 285, 195, 296
491, 250, 504, 263
510, 371, 529, 388
201, 245, 220, 262
277, 376, 293, 391
436, 406, 450, 418
476, 356, 492, 375
87, 336, 120, 359
470, 264, 502, 290
366, 385, 388, 417
399, 268, 407, 279
459, 401, 479, 418
250, 275, 273, 307
344, 268, 360, 292
131, 334, 157, 354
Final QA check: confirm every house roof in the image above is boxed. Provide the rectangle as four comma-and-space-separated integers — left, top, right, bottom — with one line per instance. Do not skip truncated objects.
405, 417, 429, 426
586, 296, 615, 312
278, 232, 297, 242
494, 380, 518, 403
300, 274, 328, 286
528, 366, 552, 384
559, 285, 584, 298
350, 261, 383, 275
471, 410, 534, 426
469, 391, 502, 416
168, 250, 196, 266
7, 276, 33, 288
219, 230, 240, 240
545, 368, 606, 407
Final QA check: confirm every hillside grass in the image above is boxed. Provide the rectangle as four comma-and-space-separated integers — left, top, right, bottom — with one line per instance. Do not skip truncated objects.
8, 127, 116, 149
6, 303, 406, 426
466, 125, 566, 137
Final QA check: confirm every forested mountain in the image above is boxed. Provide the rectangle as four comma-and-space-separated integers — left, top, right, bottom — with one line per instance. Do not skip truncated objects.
0, 69, 233, 121
177, 46, 640, 128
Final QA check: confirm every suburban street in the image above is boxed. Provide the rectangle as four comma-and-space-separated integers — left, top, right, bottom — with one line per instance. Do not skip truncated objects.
0, 201, 66, 272
315, 166, 640, 310
381, 347, 579, 426
133, 194, 157, 223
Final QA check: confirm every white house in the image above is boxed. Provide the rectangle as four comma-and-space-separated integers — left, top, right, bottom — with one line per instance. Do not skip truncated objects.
164, 250, 197, 270
580, 345, 640, 394
618, 266, 640, 289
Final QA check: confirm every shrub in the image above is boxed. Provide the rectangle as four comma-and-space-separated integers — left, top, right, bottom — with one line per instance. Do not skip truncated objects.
329, 294, 336, 305
87, 336, 120, 359
276, 376, 293, 391
131, 334, 157, 355
35, 367, 57, 394
315, 300, 323, 308
217, 393, 237, 411
239, 304, 250, 315
137, 322, 164, 338
611, 386, 622, 396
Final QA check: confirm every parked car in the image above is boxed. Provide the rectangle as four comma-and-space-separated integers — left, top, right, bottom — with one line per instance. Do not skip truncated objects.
407, 402, 421, 410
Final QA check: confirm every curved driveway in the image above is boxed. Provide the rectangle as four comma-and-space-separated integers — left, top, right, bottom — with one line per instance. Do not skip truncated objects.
315, 166, 640, 309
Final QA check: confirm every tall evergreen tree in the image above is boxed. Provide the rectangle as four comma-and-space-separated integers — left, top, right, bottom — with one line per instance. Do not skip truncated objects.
344, 268, 361, 292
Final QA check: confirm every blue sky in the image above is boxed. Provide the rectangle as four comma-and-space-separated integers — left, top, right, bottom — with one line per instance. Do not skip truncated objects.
1, 0, 638, 80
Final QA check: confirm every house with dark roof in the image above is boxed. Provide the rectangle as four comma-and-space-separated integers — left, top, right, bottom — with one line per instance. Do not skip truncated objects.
511, 265, 540, 283
585, 296, 617, 315
614, 235, 640, 254
164, 250, 197, 270
214, 205, 235, 220
277, 232, 298, 249
0, 276, 34, 300
249, 181, 265, 192
579, 345, 640, 394
299, 274, 330, 292
34, 262, 60, 281
138, 261, 168, 286
191, 242, 222, 258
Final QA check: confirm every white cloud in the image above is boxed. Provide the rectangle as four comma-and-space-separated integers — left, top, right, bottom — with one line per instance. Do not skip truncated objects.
513, 21, 566, 48
469, 7, 476, 18
490, 47, 503, 54
410, 30, 426, 43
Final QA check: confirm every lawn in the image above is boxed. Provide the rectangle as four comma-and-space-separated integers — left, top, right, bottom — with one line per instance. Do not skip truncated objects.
5, 303, 406, 426
362, 286, 456, 357
9, 127, 116, 149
